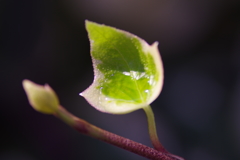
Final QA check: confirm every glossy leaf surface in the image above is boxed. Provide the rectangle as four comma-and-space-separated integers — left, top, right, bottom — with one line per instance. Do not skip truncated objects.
80, 20, 164, 114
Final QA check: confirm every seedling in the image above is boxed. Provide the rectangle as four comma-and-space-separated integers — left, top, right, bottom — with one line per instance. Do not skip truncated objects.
23, 21, 184, 160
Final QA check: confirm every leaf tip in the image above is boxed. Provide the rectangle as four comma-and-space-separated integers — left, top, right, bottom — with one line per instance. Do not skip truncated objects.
85, 20, 101, 30
85, 19, 91, 25
79, 92, 84, 97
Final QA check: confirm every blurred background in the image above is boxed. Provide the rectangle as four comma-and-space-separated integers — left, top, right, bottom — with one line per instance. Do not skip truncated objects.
1, 0, 240, 159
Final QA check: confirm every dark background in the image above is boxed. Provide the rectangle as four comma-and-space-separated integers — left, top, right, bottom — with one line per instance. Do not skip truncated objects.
1, 0, 240, 160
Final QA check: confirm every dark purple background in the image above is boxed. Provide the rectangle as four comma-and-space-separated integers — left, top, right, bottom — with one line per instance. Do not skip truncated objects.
1, 0, 240, 160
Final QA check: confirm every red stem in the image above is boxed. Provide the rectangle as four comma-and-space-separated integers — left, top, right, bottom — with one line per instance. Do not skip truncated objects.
54, 106, 184, 160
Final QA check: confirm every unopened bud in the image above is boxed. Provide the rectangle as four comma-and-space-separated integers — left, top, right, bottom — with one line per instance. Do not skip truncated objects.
22, 79, 59, 114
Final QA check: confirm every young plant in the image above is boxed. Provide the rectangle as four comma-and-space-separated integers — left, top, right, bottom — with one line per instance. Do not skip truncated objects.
23, 21, 184, 160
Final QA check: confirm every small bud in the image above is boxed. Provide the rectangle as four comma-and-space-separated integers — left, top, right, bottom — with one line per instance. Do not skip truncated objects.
22, 79, 60, 114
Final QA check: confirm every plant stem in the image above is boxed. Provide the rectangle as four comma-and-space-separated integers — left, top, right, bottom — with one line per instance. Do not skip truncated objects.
54, 106, 184, 160
143, 105, 168, 153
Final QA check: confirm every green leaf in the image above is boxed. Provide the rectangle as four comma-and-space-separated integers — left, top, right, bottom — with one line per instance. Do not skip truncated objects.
80, 20, 164, 114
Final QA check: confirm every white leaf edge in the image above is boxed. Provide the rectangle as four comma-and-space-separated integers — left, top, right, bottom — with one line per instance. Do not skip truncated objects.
80, 26, 164, 114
